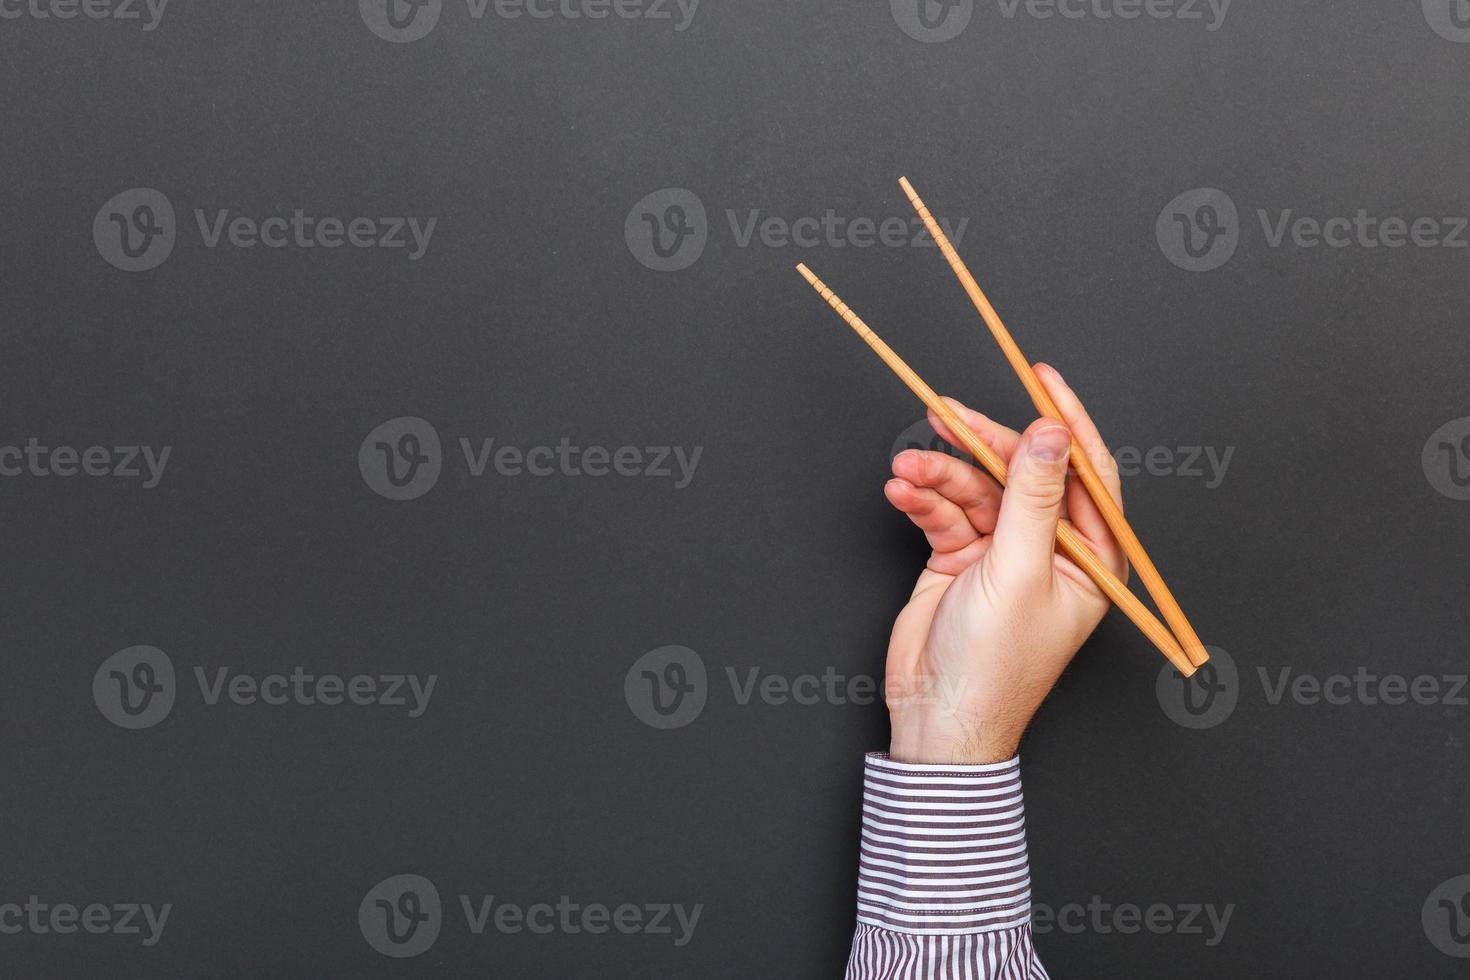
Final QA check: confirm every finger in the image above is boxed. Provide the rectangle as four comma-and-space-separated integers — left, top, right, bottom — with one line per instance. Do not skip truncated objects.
1064, 475, 1124, 577
987, 419, 1074, 590
926, 535, 991, 577
1035, 363, 1122, 508
884, 479, 991, 575
1037, 362, 1126, 575
891, 449, 1003, 535
883, 478, 981, 555
927, 398, 1022, 468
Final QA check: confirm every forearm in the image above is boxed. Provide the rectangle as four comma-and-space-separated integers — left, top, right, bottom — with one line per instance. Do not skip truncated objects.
845, 754, 1048, 979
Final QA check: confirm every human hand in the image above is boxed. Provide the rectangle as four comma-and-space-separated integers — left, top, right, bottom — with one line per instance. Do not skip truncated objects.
882, 363, 1127, 765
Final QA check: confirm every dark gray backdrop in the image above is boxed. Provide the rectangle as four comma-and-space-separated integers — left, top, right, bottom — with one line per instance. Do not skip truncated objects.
3, 1, 1470, 976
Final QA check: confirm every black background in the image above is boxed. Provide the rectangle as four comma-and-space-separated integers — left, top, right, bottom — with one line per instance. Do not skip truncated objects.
3, 1, 1470, 977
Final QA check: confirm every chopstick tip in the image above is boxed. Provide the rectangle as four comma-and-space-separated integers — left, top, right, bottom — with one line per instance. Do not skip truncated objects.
898, 175, 918, 200
795, 262, 817, 285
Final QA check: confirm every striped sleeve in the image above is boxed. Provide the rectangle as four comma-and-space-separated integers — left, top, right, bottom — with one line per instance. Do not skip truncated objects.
845, 753, 1049, 979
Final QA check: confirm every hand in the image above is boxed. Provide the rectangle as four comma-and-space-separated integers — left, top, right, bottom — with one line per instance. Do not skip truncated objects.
882, 363, 1128, 765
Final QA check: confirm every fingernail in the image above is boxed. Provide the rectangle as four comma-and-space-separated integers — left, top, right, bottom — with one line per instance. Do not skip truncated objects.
1028, 424, 1071, 463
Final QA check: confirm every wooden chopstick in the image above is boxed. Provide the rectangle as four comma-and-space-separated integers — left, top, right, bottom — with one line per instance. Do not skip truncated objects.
898, 177, 1210, 669
796, 263, 1198, 677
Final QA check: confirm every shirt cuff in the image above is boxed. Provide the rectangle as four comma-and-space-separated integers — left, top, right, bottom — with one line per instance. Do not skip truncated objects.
856, 752, 1032, 936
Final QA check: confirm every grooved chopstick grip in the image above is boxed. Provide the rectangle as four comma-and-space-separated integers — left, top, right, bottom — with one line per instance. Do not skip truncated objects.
899, 177, 1209, 669
796, 262, 1197, 677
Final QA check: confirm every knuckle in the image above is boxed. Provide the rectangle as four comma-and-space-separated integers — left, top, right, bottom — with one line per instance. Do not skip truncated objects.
947, 463, 981, 498
1015, 474, 1067, 510
1023, 488, 1067, 514
914, 450, 946, 483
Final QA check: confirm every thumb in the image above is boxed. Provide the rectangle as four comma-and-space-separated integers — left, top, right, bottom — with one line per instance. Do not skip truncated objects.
988, 419, 1074, 589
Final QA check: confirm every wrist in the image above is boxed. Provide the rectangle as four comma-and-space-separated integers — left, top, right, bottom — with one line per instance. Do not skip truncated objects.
888, 710, 1021, 766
